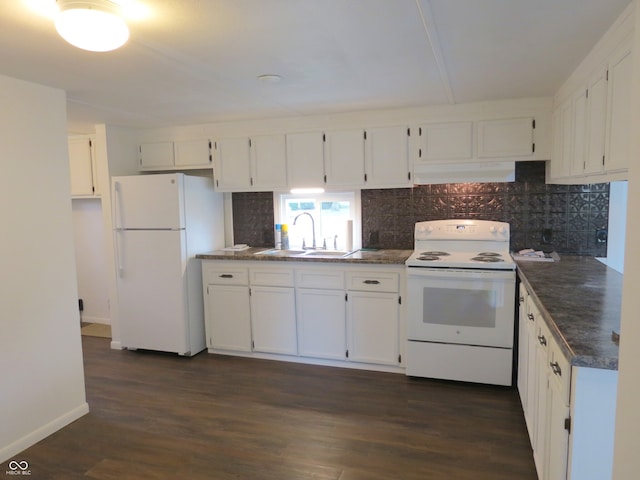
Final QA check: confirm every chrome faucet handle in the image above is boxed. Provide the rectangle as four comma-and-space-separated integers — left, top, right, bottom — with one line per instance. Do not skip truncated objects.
301, 238, 306, 249
322, 238, 327, 250
334, 235, 338, 250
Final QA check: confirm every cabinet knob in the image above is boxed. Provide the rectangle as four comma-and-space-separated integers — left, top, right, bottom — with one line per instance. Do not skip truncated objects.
527, 313, 535, 322
537, 335, 547, 346
363, 280, 380, 285
219, 274, 233, 278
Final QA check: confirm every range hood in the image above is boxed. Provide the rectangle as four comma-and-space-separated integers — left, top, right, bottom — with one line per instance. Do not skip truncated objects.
412, 161, 515, 185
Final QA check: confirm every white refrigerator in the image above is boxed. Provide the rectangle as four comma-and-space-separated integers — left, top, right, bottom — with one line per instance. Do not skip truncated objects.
112, 173, 223, 356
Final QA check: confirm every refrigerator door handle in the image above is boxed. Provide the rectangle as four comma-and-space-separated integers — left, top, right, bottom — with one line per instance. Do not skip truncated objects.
113, 181, 122, 230
115, 229, 124, 274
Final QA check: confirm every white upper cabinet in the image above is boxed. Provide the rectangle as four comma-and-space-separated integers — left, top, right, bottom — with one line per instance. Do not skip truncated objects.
417, 122, 473, 162
69, 136, 99, 197
174, 139, 213, 168
604, 38, 633, 173
550, 97, 573, 180
286, 131, 325, 189
139, 139, 212, 171
213, 137, 251, 190
139, 141, 174, 170
364, 125, 411, 188
324, 129, 365, 187
214, 134, 287, 191
250, 134, 287, 191
549, 8, 633, 183
477, 117, 534, 158
570, 88, 589, 176
584, 67, 608, 175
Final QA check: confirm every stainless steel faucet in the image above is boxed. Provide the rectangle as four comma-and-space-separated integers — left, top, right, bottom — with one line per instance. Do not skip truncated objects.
293, 212, 316, 249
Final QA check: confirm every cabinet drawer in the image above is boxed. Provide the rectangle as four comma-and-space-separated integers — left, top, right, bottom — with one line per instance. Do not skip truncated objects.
250, 267, 294, 287
203, 263, 249, 285
548, 336, 571, 405
346, 271, 399, 293
296, 269, 345, 290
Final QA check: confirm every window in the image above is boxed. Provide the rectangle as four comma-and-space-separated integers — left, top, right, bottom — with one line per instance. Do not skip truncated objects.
274, 191, 361, 251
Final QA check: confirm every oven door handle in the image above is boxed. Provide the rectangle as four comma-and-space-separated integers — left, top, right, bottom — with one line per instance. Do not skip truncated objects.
406, 268, 515, 280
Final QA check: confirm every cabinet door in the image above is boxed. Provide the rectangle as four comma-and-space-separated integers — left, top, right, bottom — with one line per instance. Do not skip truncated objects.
364, 126, 411, 188
324, 129, 365, 187
213, 137, 251, 190
205, 284, 252, 351
545, 338, 571, 480
570, 88, 588, 176
550, 99, 573, 179
296, 288, 346, 360
516, 285, 529, 413
174, 139, 212, 168
546, 379, 570, 480
250, 134, 287, 190
347, 291, 399, 365
524, 298, 539, 446
605, 40, 632, 173
418, 122, 473, 161
477, 117, 534, 158
250, 286, 297, 355
68, 137, 95, 196
532, 321, 550, 477
139, 142, 175, 169
286, 132, 324, 188
584, 68, 608, 175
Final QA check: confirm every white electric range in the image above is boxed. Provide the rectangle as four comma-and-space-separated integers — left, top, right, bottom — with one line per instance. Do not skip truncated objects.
405, 219, 516, 386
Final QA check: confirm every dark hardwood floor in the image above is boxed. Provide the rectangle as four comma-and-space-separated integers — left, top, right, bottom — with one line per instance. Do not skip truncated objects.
18, 337, 537, 479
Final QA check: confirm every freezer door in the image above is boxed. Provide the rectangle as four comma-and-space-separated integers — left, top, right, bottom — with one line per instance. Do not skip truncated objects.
112, 174, 185, 229
116, 229, 191, 354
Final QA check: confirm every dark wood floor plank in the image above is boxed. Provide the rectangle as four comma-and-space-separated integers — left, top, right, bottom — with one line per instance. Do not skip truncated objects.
16, 337, 537, 479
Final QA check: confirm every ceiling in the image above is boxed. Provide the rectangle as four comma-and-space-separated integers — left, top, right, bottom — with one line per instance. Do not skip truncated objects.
0, 0, 632, 134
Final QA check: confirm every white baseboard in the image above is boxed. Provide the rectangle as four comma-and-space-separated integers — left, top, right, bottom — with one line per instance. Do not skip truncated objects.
110, 340, 122, 350
80, 316, 110, 325
0, 402, 89, 463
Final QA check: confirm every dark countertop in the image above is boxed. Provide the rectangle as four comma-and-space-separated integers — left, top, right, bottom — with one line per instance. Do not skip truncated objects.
515, 256, 622, 370
196, 248, 412, 265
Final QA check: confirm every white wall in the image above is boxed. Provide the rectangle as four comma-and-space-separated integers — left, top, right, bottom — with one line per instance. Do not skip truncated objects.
612, 0, 640, 476
93, 124, 141, 349
72, 198, 110, 323
603, 181, 627, 273
0, 74, 88, 462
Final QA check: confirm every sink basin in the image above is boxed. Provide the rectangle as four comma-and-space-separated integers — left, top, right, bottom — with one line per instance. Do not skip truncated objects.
302, 250, 353, 257
255, 249, 307, 256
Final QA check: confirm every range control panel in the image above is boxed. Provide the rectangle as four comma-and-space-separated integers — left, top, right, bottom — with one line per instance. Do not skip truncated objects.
415, 220, 509, 241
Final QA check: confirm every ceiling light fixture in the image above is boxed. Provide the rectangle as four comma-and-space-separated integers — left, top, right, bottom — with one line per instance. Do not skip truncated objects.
257, 74, 282, 83
55, 0, 130, 52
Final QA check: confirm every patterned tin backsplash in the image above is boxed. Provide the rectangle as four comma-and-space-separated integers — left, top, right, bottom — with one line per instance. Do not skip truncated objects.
233, 161, 609, 256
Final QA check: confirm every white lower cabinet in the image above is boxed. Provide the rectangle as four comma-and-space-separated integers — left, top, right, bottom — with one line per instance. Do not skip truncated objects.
518, 281, 617, 480
201, 260, 404, 372
203, 264, 252, 352
296, 288, 346, 360
250, 285, 297, 355
533, 317, 551, 476
347, 290, 399, 365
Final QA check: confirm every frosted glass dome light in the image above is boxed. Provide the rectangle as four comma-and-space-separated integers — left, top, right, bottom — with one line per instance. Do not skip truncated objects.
55, 0, 129, 52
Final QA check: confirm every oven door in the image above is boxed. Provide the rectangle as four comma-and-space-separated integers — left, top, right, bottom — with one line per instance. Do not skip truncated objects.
407, 267, 515, 348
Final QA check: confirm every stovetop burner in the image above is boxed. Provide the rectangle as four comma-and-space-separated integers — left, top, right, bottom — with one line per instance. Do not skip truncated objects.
471, 256, 504, 263
476, 252, 501, 257
417, 255, 441, 261
421, 251, 450, 256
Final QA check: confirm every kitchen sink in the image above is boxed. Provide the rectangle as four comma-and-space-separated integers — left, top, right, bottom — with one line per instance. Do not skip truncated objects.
255, 249, 307, 256
302, 250, 353, 257
254, 248, 355, 258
